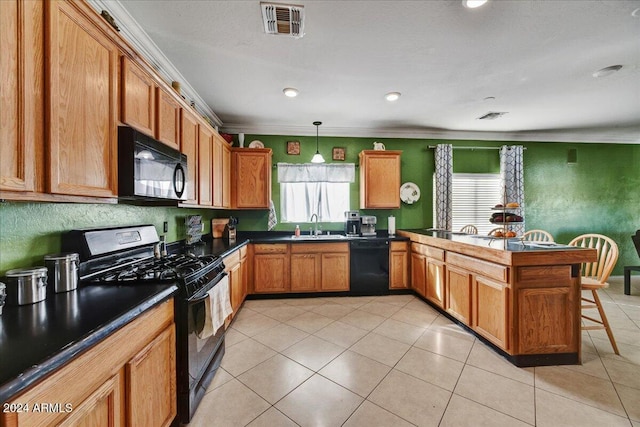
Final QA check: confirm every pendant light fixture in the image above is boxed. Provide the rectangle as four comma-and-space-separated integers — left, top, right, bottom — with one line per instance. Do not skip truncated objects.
311, 121, 325, 163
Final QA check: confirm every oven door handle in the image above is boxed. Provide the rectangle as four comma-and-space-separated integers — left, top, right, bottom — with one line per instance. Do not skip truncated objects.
188, 293, 210, 305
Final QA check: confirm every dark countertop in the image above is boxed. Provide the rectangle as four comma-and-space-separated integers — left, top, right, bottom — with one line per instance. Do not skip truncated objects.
0, 283, 177, 403
401, 228, 578, 252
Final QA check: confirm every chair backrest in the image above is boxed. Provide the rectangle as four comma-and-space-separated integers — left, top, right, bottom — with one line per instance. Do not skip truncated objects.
568, 234, 619, 283
522, 229, 554, 242
488, 227, 506, 236
460, 224, 478, 234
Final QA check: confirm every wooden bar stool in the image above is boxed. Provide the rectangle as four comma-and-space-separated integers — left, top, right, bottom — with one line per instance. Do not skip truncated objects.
459, 224, 478, 234
522, 229, 554, 242
569, 234, 620, 355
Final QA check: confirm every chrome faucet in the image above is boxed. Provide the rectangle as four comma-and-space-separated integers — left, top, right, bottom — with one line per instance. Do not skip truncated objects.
309, 213, 319, 236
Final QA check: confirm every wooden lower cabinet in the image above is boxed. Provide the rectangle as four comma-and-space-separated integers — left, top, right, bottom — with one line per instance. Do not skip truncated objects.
472, 276, 509, 350
389, 241, 409, 289
410, 252, 426, 297
291, 253, 321, 291
225, 246, 248, 317
58, 373, 123, 427
425, 258, 446, 308
321, 252, 349, 291
126, 326, 176, 427
253, 244, 290, 293
445, 265, 472, 324
1, 300, 175, 427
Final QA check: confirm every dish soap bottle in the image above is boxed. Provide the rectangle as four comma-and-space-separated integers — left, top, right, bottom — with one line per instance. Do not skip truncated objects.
295, 225, 300, 237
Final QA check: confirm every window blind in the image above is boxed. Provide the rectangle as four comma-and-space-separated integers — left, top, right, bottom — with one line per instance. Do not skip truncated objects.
451, 173, 502, 235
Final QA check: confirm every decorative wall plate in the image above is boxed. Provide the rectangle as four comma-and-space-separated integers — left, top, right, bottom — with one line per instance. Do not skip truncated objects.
400, 182, 421, 204
248, 140, 264, 148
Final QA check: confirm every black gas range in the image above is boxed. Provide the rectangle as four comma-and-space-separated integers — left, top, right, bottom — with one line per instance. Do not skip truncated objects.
62, 224, 228, 425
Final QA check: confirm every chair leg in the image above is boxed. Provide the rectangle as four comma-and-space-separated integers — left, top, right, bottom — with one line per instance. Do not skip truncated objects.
591, 289, 620, 355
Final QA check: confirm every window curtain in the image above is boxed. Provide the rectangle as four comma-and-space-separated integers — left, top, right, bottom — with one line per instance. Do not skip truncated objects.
434, 144, 453, 230
277, 163, 355, 183
500, 145, 525, 235
278, 163, 354, 222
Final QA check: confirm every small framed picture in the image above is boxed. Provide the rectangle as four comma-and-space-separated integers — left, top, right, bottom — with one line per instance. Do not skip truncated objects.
332, 147, 345, 161
287, 141, 300, 155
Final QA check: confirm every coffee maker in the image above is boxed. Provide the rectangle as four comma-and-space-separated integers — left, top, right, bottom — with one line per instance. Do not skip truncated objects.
360, 215, 377, 236
344, 211, 361, 236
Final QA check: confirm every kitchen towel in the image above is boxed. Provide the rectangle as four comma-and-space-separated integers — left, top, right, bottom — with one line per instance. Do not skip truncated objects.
196, 275, 232, 340
268, 199, 278, 231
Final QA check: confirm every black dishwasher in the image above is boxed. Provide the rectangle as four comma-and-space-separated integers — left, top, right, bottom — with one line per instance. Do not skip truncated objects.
349, 239, 390, 296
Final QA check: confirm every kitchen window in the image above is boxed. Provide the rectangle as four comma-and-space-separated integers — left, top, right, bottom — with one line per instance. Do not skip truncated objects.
278, 163, 355, 223
434, 173, 502, 234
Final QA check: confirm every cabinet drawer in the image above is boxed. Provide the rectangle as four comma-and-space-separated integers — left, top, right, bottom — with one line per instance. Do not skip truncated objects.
390, 241, 408, 252
447, 252, 508, 282
411, 243, 444, 261
291, 242, 349, 253
253, 243, 288, 254
516, 265, 572, 287
223, 250, 240, 269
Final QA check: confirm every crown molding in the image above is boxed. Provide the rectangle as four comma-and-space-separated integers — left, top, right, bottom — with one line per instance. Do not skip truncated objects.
86, 0, 223, 127
220, 123, 640, 144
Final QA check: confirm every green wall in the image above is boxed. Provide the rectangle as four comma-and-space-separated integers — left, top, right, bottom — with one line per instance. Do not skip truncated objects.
0, 137, 637, 275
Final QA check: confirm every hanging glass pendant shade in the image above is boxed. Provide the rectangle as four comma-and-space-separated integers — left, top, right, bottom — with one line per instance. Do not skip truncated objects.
311, 121, 325, 163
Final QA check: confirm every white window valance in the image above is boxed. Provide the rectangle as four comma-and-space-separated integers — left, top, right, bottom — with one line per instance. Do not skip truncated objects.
277, 163, 355, 183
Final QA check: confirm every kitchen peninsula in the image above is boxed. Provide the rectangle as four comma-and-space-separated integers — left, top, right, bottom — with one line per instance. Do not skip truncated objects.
399, 229, 597, 366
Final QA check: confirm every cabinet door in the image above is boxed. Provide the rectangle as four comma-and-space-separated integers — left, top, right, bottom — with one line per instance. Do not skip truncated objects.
0, 0, 42, 192
390, 243, 408, 289
155, 87, 180, 150
321, 253, 350, 291
291, 254, 321, 291
359, 150, 401, 209
410, 252, 426, 297
228, 261, 242, 314
473, 276, 509, 350
232, 149, 272, 209
254, 254, 289, 292
425, 258, 446, 308
58, 373, 124, 427
222, 143, 231, 208
446, 266, 472, 324
180, 109, 199, 204
212, 134, 224, 207
121, 57, 155, 136
198, 125, 213, 206
126, 326, 176, 427
47, 1, 118, 197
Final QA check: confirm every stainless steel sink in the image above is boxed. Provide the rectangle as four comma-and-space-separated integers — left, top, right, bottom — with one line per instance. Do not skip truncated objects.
291, 234, 347, 240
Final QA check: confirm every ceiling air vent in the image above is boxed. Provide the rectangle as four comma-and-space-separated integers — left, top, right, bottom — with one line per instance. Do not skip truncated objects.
261, 2, 305, 38
477, 112, 508, 120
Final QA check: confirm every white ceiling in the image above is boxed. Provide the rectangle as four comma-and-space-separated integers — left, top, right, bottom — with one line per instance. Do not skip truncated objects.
101, 0, 640, 143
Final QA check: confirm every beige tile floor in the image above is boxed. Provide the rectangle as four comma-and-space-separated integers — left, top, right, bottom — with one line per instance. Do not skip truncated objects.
190, 276, 640, 427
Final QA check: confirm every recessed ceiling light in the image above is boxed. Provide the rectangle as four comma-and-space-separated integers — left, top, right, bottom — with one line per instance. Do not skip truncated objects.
632, 7, 640, 18
462, 0, 488, 9
385, 92, 401, 102
592, 65, 623, 78
283, 87, 299, 97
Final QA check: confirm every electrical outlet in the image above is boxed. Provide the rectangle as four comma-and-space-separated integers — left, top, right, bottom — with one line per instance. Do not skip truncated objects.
163, 221, 169, 233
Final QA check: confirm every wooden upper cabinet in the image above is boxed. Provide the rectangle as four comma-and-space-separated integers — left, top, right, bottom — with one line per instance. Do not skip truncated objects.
359, 150, 401, 209
155, 87, 181, 150
121, 56, 155, 137
0, 0, 43, 193
198, 125, 213, 206
231, 148, 272, 209
46, 0, 118, 197
180, 109, 199, 205
222, 142, 231, 208
212, 134, 228, 208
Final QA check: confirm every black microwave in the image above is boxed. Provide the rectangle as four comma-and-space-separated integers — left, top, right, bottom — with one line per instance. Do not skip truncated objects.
118, 126, 188, 203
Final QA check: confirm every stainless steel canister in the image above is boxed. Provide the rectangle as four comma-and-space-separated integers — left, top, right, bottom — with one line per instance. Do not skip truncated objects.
44, 253, 79, 293
5, 267, 48, 305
